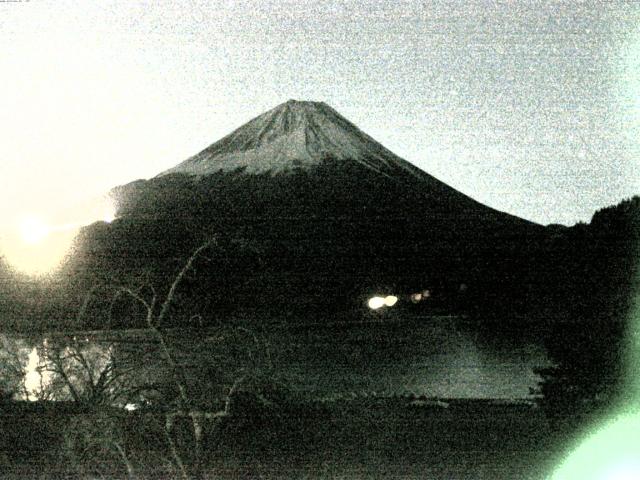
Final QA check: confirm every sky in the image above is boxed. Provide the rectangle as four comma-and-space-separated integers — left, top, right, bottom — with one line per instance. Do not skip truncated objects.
1, 0, 639, 272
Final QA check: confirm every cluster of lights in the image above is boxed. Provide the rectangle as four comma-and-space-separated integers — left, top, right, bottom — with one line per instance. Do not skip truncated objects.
411, 289, 431, 303
368, 289, 434, 310
367, 295, 398, 310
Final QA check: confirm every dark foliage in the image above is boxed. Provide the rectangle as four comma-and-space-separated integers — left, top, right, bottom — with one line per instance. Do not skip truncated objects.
532, 196, 640, 427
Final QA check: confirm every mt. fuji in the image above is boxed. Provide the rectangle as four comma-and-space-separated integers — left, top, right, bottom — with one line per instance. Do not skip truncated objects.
64, 100, 545, 328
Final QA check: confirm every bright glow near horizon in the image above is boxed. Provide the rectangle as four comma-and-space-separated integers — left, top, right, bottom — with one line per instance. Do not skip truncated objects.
103, 204, 116, 224
2, 197, 117, 276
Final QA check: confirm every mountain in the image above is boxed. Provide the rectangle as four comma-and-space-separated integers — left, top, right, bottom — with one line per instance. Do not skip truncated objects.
156, 100, 522, 219
115, 100, 534, 233
60, 100, 547, 330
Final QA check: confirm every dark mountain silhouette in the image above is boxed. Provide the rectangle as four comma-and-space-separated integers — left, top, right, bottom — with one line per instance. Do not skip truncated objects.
56, 100, 549, 330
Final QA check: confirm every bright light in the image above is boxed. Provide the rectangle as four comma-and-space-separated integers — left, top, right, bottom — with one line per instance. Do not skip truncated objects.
23, 348, 41, 399
19, 216, 50, 244
368, 295, 398, 309
384, 295, 398, 307
604, 461, 640, 480
6, 215, 74, 275
368, 297, 386, 310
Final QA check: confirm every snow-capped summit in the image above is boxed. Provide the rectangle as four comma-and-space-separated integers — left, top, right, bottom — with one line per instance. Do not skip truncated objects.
159, 100, 424, 179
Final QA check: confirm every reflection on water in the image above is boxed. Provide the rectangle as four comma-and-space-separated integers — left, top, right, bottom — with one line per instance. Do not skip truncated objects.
24, 347, 49, 400
276, 316, 548, 398
1, 316, 548, 401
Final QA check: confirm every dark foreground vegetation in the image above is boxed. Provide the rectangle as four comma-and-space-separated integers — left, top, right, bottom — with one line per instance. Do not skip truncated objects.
0, 397, 558, 479
532, 196, 640, 428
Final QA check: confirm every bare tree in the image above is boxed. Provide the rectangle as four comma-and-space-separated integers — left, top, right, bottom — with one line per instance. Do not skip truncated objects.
113, 240, 278, 479
37, 336, 150, 406
46, 239, 277, 479
0, 334, 30, 400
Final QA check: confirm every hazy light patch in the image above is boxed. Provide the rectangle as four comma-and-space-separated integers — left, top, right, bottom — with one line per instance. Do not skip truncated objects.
4, 225, 76, 276
551, 413, 640, 480
80, 195, 117, 226
23, 348, 41, 399
103, 203, 116, 223
553, 279, 640, 479
604, 461, 640, 480
19, 216, 50, 245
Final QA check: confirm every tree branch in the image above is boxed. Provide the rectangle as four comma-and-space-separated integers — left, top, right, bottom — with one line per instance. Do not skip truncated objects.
156, 240, 213, 328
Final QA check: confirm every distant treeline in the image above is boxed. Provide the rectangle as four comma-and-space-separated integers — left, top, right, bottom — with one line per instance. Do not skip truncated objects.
532, 196, 639, 423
